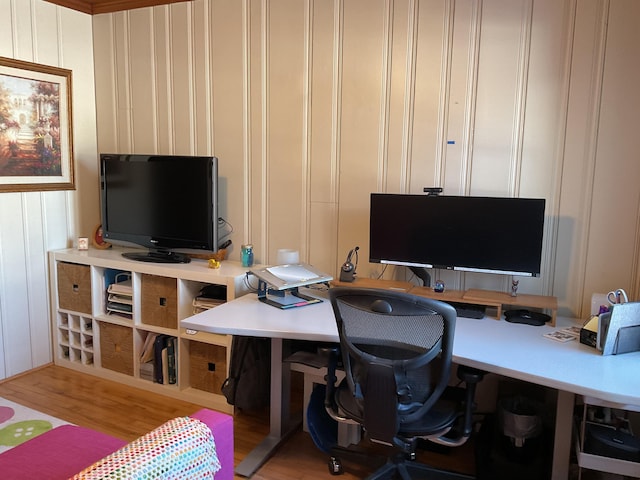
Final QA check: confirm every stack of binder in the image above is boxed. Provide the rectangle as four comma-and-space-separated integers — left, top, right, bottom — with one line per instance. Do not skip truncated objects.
192, 284, 227, 314
192, 296, 225, 314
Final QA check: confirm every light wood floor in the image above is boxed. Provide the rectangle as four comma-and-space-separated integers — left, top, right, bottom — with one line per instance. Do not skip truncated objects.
0, 365, 475, 479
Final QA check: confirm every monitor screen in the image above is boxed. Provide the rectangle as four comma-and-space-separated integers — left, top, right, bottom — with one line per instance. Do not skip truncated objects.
369, 194, 546, 277
100, 154, 218, 263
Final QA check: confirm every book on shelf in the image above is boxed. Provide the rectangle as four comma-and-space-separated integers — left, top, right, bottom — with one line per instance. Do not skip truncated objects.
140, 333, 157, 364
153, 335, 166, 384
139, 361, 154, 382
151, 334, 177, 385
161, 348, 169, 385
166, 337, 177, 384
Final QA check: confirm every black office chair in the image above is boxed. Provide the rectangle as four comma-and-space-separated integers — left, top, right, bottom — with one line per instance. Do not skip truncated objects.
323, 287, 485, 479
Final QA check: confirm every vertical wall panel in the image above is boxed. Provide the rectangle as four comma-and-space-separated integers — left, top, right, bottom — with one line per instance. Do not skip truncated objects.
442, 0, 478, 197
384, 0, 412, 193
337, 0, 387, 262
113, 13, 133, 151
94, 15, 119, 151
265, 0, 307, 260
0, 1, 96, 380
210, 0, 245, 229
472, 0, 528, 194
555, 0, 603, 316
193, 0, 212, 155
33, 1, 60, 65
22, 194, 51, 368
153, 7, 174, 154
308, 0, 339, 269
583, 0, 640, 307
0, 195, 31, 376
58, 7, 99, 237
248, 0, 265, 263
409, 0, 446, 194
517, 0, 571, 296
12, 0, 35, 60
129, 9, 158, 152
168, 3, 195, 154
0, 2, 13, 57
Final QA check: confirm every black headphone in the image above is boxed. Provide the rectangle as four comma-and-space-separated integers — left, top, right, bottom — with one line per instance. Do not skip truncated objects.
339, 246, 359, 282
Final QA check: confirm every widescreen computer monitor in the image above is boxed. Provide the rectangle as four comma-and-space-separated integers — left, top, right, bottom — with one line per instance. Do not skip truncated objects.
369, 193, 546, 277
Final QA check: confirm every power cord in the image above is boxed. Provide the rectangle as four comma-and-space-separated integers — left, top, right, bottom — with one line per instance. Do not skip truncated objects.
217, 217, 234, 244
373, 264, 388, 280
243, 271, 259, 292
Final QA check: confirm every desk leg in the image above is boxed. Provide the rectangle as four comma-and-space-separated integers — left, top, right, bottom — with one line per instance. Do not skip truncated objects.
235, 338, 300, 477
551, 390, 574, 480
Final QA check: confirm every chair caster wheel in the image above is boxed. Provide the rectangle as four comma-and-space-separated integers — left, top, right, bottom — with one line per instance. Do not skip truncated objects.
328, 456, 343, 475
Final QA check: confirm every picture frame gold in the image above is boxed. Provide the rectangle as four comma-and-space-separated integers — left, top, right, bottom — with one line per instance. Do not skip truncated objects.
0, 56, 74, 192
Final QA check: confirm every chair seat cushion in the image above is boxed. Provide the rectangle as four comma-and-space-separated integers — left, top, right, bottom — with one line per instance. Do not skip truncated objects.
335, 382, 462, 439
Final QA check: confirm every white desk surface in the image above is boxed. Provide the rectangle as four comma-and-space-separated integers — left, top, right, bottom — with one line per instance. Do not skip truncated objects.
182, 288, 640, 408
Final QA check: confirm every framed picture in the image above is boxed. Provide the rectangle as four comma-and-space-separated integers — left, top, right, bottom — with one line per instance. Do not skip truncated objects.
0, 56, 74, 192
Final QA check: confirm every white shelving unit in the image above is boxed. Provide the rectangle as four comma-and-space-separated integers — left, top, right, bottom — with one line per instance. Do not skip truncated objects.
49, 247, 253, 413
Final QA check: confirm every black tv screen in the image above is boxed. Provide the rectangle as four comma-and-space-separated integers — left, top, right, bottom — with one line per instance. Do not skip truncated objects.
369, 194, 546, 277
100, 154, 218, 263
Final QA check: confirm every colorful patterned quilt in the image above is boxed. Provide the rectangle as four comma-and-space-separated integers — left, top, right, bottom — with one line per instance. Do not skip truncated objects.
70, 416, 220, 479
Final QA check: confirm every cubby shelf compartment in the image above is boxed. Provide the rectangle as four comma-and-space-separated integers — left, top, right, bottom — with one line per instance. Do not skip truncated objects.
574, 396, 640, 479
56, 312, 93, 366
49, 247, 252, 413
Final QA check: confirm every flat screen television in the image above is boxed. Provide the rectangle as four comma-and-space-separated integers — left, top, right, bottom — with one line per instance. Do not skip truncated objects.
369, 193, 546, 277
100, 153, 219, 264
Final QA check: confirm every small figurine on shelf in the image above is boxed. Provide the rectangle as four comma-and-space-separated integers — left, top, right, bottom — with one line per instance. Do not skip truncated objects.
92, 224, 112, 250
511, 278, 519, 297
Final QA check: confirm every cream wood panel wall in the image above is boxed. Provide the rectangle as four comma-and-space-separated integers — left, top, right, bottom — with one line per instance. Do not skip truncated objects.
0, 0, 98, 379
92, 0, 640, 318
581, 0, 640, 314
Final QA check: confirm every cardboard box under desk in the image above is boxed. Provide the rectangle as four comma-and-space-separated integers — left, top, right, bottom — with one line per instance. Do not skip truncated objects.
57, 262, 92, 314
189, 341, 227, 394
141, 274, 177, 329
99, 322, 133, 376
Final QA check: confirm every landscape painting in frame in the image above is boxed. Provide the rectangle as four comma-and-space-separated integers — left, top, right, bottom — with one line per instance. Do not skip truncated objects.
0, 56, 74, 192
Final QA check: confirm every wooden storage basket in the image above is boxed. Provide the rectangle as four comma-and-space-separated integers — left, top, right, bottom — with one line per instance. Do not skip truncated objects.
189, 341, 227, 393
57, 262, 92, 314
141, 274, 177, 328
99, 321, 133, 376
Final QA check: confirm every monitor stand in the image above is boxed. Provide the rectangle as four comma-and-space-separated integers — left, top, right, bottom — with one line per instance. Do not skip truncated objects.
122, 249, 191, 264
409, 266, 431, 287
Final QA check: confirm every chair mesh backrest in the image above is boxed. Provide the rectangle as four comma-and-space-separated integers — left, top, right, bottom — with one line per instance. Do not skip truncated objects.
338, 300, 444, 352
330, 288, 456, 420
